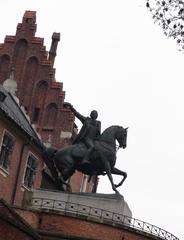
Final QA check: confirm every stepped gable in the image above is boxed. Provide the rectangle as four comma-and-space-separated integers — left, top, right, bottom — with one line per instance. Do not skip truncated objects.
0, 10, 84, 193
0, 10, 57, 98
0, 11, 74, 148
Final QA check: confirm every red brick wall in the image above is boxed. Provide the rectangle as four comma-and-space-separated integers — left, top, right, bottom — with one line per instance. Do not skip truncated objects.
15, 208, 154, 240
15, 209, 40, 230
39, 214, 147, 240
0, 11, 74, 149
71, 171, 83, 192
0, 218, 36, 240
0, 117, 43, 206
0, 120, 22, 203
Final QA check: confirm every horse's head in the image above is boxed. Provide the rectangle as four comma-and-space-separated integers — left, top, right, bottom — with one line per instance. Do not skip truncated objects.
116, 126, 128, 149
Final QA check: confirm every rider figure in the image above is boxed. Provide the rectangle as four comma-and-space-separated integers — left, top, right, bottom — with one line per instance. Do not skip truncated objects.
64, 103, 101, 166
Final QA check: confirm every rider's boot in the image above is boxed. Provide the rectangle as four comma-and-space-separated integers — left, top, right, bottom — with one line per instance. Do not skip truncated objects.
82, 148, 92, 167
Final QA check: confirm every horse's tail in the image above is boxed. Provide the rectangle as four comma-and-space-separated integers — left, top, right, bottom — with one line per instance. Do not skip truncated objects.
42, 147, 58, 180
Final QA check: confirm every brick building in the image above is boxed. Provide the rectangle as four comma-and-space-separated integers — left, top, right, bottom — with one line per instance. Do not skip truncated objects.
0, 84, 43, 206
0, 10, 74, 149
0, 10, 92, 193
0, 11, 179, 240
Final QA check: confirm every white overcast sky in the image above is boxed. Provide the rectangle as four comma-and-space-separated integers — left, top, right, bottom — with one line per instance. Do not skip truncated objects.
0, 1, 183, 239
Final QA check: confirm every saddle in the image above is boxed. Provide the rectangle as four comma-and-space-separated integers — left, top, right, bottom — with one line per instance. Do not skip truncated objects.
71, 143, 87, 158
71, 141, 113, 159
71, 143, 104, 175
71, 143, 100, 160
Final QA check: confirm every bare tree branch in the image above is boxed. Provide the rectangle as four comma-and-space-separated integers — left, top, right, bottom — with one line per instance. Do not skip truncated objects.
146, 0, 184, 50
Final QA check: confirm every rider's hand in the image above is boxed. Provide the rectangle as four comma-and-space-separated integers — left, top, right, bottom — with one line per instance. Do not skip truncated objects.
63, 102, 73, 109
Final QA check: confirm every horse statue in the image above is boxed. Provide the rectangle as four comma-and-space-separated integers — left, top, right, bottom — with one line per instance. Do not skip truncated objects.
42, 125, 128, 194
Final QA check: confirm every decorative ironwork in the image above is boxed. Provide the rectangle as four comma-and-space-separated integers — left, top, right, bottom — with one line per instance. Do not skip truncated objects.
31, 197, 179, 240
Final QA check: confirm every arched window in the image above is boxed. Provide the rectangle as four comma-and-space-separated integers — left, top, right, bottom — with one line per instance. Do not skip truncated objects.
14, 39, 28, 60
13, 39, 28, 81
32, 81, 48, 123
21, 56, 39, 107
44, 103, 58, 128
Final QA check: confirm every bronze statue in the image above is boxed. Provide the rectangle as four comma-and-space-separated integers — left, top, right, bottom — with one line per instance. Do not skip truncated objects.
43, 123, 128, 194
64, 103, 101, 167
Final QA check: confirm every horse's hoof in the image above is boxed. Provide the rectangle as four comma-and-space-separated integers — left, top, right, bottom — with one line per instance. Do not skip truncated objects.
113, 187, 120, 195
113, 188, 120, 194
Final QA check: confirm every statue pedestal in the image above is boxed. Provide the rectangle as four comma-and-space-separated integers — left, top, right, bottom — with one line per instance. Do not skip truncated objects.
30, 189, 132, 225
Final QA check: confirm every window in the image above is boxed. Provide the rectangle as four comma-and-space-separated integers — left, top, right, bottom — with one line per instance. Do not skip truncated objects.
0, 132, 14, 171
24, 154, 37, 189
44, 103, 57, 128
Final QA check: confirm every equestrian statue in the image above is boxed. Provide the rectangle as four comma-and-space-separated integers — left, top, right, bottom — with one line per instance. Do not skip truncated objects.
42, 103, 128, 194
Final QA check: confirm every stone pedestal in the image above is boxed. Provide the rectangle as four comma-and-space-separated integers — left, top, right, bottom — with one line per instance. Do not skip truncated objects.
30, 189, 132, 224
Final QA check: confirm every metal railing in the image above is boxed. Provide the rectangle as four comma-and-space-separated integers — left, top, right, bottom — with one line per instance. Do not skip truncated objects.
31, 197, 179, 240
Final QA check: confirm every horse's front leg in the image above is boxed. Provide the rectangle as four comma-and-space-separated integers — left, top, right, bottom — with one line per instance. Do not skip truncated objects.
103, 160, 120, 194
57, 175, 72, 192
111, 167, 127, 188
57, 167, 75, 192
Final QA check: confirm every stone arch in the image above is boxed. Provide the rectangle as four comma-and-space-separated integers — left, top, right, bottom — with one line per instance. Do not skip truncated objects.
21, 56, 39, 109
44, 103, 58, 128
32, 80, 48, 123
0, 54, 10, 83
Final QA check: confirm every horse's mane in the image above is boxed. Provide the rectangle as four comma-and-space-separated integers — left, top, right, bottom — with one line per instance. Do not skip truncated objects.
101, 125, 122, 135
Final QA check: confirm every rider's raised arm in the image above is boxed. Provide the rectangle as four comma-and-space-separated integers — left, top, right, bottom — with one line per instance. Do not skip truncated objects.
64, 102, 86, 123
72, 109, 86, 123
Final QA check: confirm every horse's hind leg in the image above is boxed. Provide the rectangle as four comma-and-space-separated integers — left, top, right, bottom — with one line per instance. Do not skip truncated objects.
57, 175, 71, 192
111, 167, 127, 188
57, 167, 75, 192
42, 149, 59, 182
